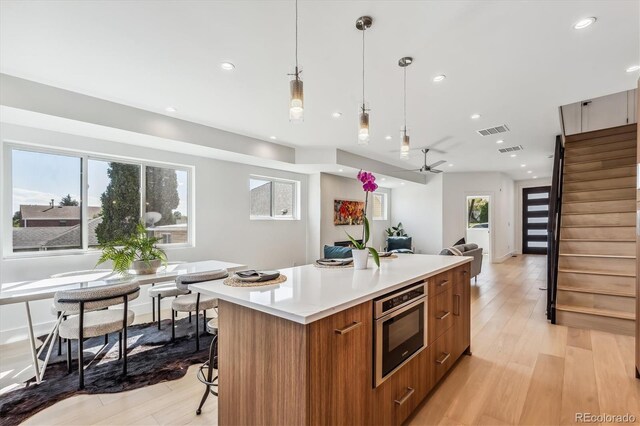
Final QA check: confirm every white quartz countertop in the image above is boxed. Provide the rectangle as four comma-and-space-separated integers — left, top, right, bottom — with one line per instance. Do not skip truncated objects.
190, 254, 472, 324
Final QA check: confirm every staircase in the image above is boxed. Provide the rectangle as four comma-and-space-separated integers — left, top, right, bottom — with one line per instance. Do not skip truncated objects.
555, 124, 637, 335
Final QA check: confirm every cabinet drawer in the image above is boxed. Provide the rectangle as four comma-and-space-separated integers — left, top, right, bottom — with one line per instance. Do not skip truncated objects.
428, 271, 452, 298
428, 287, 454, 344
373, 348, 430, 426
430, 327, 455, 383
453, 263, 471, 286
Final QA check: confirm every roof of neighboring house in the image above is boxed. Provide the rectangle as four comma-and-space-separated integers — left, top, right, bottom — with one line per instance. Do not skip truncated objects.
13, 217, 102, 250
19, 205, 102, 220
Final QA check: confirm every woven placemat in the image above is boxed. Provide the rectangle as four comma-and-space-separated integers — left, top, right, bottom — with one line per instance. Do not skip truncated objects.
379, 254, 398, 259
223, 274, 287, 287
313, 261, 354, 269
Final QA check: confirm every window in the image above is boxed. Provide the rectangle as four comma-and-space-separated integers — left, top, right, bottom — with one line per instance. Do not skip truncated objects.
250, 176, 298, 219
8, 145, 192, 254
371, 193, 387, 221
11, 149, 82, 252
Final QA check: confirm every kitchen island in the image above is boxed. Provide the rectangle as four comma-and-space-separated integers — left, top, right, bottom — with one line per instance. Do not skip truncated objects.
190, 254, 472, 425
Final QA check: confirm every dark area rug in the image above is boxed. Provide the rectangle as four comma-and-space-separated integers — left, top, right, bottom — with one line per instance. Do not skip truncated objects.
0, 316, 213, 426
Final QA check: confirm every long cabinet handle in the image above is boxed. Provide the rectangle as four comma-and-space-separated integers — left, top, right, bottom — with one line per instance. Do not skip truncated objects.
438, 280, 449, 287
454, 294, 461, 316
436, 311, 451, 320
394, 387, 415, 406
334, 321, 362, 335
436, 352, 451, 365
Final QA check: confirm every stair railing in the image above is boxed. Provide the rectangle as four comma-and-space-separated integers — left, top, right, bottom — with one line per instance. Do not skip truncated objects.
547, 135, 565, 323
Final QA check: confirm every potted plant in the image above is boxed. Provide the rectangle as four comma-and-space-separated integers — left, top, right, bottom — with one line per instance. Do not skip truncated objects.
97, 223, 168, 275
346, 170, 380, 270
385, 222, 408, 237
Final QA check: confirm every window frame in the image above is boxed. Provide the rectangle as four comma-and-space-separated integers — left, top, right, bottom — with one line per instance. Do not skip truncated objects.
3, 142, 195, 259
249, 175, 300, 221
371, 192, 388, 221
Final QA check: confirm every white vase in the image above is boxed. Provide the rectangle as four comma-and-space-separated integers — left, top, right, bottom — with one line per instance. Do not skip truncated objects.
352, 249, 369, 270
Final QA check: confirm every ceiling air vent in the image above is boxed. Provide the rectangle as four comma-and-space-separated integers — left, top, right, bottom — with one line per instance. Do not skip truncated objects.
476, 124, 510, 136
498, 145, 524, 154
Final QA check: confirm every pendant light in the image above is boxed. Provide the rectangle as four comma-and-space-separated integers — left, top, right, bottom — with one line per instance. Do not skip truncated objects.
399, 56, 413, 158
356, 16, 372, 145
289, 0, 303, 121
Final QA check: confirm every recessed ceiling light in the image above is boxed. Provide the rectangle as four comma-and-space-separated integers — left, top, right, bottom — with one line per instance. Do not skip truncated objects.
165, 106, 177, 113
338, 168, 344, 172
573, 17, 596, 30
533, 176, 538, 179
400, 182, 405, 185
510, 154, 517, 158
471, 114, 481, 120
433, 75, 446, 82
527, 170, 532, 174
381, 178, 386, 181
385, 135, 392, 140
269, 136, 277, 140
521, 164, 526, 167
332, 111, 343, 118
220, 62, 235, 71
448, 164, 454, 167
496, 140, 504, 144
626, 65, 640, 73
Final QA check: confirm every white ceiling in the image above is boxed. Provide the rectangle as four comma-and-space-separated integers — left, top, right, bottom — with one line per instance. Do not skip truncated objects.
1, 0, 638, 180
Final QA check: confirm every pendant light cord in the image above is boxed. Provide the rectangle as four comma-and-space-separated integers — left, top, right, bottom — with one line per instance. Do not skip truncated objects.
362, 23, 365, 111
295, 0, 298, 72
403, 66, 407, 132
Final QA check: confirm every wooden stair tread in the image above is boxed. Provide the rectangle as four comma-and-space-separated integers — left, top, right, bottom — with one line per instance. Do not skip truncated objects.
560, 238, 635, 242
558, 269, 635, 278
565, 154, 636, 166
555, 304, 635, 320
563, 185, 636, 193
562, 210, 634, 215
560, 224, 635, 228
557, 286, 636, 297
558, 253, 635, 259
562, 175, 636, 184
561, 197, 636, 204
565, 124, 638, 142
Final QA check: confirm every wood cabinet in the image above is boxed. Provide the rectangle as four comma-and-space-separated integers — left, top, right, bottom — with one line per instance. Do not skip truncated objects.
308, 302, 372, 425
373, 348, 430, 426
452, 263, 471, 359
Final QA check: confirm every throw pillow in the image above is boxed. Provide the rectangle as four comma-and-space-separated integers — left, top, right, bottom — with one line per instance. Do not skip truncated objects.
323, 245, 353, 259
454, 237, 466, 246
387, 236, 412, 252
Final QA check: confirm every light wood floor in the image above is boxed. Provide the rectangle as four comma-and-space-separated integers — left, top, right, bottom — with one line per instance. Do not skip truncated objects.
2, 255, 639, 425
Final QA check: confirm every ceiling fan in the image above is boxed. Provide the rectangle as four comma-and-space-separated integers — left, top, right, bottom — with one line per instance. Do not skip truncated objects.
400, 149, 447, 174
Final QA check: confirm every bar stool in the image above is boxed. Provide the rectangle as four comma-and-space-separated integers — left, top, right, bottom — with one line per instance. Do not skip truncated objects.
170, 269, 228, 351
196, 317, 218, 415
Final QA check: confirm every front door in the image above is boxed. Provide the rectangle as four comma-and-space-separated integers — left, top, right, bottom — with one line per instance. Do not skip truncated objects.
522, 186, 551, 254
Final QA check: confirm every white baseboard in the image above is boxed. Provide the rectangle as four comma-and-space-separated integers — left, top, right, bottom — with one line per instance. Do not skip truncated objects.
492, 252, 514, 264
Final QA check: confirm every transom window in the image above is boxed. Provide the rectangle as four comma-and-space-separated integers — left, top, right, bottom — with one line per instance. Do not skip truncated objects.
249, 176, 299, 220
8, 146, 192, 254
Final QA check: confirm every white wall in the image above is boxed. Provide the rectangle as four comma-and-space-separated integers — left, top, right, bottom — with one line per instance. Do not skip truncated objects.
0, 124, 309, 343
514, 177, 552, 254
442, 172, 515, 263
390, 174, 444, 255
319, 173, 391, 255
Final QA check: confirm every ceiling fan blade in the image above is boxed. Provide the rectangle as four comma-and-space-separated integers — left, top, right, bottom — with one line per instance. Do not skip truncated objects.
429, 160, 447, 168
393, 168, 423, 172
430, 169, 444, 174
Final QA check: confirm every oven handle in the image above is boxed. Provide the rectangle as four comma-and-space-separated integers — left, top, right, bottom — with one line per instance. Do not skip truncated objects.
376, 296, 426, 323
394, 387, 415, 406
334, 321, 362, 335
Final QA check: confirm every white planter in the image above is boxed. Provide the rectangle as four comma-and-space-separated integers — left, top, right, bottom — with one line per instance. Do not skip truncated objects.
352, 249, 369, 270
